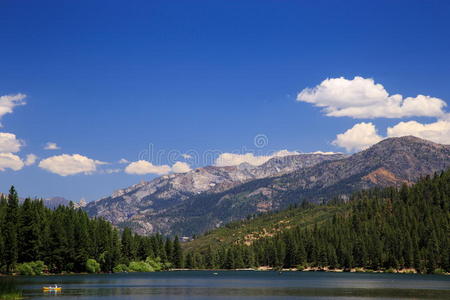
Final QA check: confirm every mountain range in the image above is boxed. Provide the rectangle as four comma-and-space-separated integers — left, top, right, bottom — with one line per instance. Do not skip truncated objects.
84, 136, 450, 236
43, 197, 87, 209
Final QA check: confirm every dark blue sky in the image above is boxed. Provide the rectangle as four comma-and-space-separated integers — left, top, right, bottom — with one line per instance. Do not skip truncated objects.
0, 0, 449, 201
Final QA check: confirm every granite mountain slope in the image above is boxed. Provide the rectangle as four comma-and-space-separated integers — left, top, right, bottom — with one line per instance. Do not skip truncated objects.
85, 136, 450, 236
85, 153, 346, 234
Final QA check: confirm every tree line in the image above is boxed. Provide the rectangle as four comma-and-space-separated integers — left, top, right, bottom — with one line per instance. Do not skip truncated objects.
0, 168, 449, 274
0, 187, 182, 274
184, 170, 450, 274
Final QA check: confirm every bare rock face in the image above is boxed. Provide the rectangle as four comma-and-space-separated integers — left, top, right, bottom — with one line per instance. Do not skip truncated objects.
85, 136, 450, 236
362, 167, 411, 186
85, 153, 346, 235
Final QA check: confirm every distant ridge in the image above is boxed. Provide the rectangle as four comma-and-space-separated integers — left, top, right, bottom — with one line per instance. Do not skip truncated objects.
85, 136, 450, 236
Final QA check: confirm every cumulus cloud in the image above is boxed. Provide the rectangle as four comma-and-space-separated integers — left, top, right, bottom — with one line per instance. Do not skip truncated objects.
24, 154, 38, 166
94, 160, 108, 165
181, 153, 192, 159
171, 161, 191, 173
332, 122, 383, 152
104, 168, 121, 174
0, 93, 26, 124
125, 160, 171, 175
310, 151, 339, 155
44, 142, 60, 150
0, 132, 26, 171
118, 158, 129, 164
0, 132, 23, 153
0, 153, 24, 171
387, 120, 450, 144
333, 118, 450, 152
214, 150, 300, 167
39, 154, 101, 176
297, 76, 447, 119
273, 149, 301, 157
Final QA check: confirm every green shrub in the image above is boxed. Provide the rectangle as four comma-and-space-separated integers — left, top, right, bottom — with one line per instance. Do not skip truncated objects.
0, 291, 22, 300
128, 261, 154, 272
114, 257, 166, 273
30, 261, 46, 275
16, 263, 34, 276
296, 265, 305, 271
86, 259, 101, 273
16, 261, 47, 276
162, 262, 172, 270
145, 257, 163, 271
433, 268, 445, 275
0, 279, 22, 299
113, 264, 129, 273
385, 268, 396, 273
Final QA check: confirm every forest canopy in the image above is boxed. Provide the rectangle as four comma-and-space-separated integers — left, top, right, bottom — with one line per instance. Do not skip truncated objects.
0, 168, 449, 275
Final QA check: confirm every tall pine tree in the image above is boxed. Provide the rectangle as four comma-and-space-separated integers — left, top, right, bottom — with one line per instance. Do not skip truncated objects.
4, 186, 19, 273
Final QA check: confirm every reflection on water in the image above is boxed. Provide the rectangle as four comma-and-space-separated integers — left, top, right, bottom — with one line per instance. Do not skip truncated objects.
1, 271, 449, 300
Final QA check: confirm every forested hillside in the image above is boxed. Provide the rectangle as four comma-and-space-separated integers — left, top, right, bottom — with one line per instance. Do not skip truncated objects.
184, 170, 450, 274
0, 187, 182, 274
1, 168, 449, 275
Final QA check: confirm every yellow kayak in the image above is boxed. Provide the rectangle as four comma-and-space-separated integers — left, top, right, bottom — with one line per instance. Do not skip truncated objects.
43, 286, 61, 291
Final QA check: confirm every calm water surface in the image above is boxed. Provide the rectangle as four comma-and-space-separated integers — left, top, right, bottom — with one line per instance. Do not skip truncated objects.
1, 271, 449, 300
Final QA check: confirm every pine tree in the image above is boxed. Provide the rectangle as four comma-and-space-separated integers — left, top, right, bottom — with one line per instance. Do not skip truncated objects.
205, 246, 218, 269
48, 210, 69, 272
165, 238, 174, 264
172, 236, 183, 268
0, 194, 7, 269
121, 228, 135, 264
185, 252, 194, 269
111, 228, 122, 268
73, 210, 91, 272
18, 198, 41, 263
4, 186, 19, 273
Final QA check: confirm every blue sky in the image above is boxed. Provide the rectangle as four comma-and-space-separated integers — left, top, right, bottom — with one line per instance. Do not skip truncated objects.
0, 0, 449, 202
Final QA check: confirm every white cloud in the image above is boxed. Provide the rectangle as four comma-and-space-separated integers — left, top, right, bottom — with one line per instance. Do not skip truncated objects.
44, 142, 60, 150
104, 168, 121, 174
387, 120, 450, 144
39, 154, 101, 176
214, 149, 300, 167
333, 118, 450, 153
0, 153, 24, 171
273, 149, 301, 157
332, 122, 383, 152
24, 154, 38, 166
171, 161, 191, 173
0, 132, 23, 153
0, 132, 26, 171
297, 76, 447, 119
310, 151, 339, 155
125, 160, 171, 175
118, 158, 129, 164
215, 153, 269, 167
0, 93, 26, 124
181, 153, 192, 159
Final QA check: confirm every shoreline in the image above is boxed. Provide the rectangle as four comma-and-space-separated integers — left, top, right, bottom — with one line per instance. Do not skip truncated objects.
171, 267, 449, 275
1, 267, 448, 276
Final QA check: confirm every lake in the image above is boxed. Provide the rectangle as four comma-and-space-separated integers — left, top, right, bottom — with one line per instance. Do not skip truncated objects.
1, 271, 449, 299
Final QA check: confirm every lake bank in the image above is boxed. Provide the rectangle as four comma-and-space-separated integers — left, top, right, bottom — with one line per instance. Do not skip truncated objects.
1, 266, 449, 277
175, 266, 450, 275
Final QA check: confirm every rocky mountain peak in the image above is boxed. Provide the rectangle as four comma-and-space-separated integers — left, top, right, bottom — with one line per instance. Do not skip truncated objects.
85, 137, 450, 236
